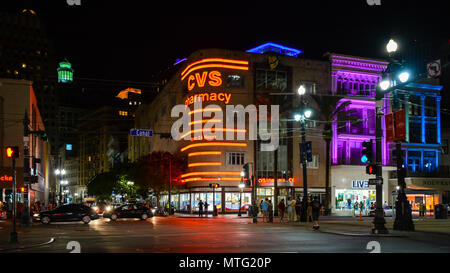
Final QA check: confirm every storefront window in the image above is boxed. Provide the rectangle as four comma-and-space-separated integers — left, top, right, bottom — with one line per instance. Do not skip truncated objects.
180, 193, 190, 211
191, 192, 220, 211
406, 193, 439, 211
335, 189, 375, 211
225, 193, 251, 211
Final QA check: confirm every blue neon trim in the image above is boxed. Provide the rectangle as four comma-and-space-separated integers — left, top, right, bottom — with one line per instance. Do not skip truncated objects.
246, 42, 303, 57
174, 58, 187, 66
405, 83, 443, 91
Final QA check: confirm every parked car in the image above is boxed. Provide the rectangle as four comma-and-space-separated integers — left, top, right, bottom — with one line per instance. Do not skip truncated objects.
102, 203, 123, 218
39, 204, 100, 224
369, 206, 394, 217
105, 203, 153, 221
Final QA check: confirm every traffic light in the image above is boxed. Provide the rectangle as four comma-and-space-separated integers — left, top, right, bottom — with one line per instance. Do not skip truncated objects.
242, 163, 249, 180
209, 183, 219, 188
5, 146, 20, 159
361, 140, 373, 164
366, 164, 376, 175
19, 187, 27, 193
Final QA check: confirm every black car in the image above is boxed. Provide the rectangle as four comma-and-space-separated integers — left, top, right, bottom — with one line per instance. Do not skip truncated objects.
39, 204, 100, 224
106, 203, 153, 221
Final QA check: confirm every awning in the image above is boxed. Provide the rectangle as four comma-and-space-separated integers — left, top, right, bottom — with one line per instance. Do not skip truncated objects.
405, 177, 450, 191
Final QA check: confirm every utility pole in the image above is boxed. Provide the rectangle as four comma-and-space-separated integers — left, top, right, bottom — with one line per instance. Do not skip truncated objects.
168, 157, 172, 215
273, 149, 278, 216
9, 156, 18, 244
300, 117, 308, 222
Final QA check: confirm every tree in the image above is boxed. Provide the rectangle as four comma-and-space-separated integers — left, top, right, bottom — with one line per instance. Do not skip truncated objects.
310, 94, 357, 214
134, 151, 186, 208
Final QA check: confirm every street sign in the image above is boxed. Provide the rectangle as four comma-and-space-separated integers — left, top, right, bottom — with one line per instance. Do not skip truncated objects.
368, 178, 383, 186
427, 59, 441, 78
130, 129, 153, 137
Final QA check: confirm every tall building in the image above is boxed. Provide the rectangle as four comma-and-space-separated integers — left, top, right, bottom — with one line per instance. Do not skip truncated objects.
132, 43, 330, 213
0, 78, 54, 207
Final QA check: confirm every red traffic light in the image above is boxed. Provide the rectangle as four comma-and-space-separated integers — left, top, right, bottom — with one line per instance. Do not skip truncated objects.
19, 187, 26, 193
5, 146, 19, 158
214, 183, 219, 188
366, 164, 376, 175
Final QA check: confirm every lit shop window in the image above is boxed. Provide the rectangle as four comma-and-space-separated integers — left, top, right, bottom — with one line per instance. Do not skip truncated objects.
255, 69, 287, 91
227, 152, 245, 166
118, 111, 128, 116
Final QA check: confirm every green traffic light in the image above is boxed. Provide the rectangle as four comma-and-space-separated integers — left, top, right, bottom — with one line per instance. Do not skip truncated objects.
361, 155, 368, 163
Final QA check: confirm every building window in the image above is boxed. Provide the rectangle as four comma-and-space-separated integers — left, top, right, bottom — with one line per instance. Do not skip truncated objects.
425, 97, 437, 117
425, 122, 437, 144
226, 74, 245, 89
119, 111, 128, 116
255, 69, 287, 91
409, 121, 422, 143
227, 152, 245, 166
407, 151, 421, 173
443, 139, 449, 155
299, 81, 316, 95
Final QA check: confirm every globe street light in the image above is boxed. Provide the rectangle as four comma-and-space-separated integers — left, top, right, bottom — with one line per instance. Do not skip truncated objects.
386, 39, 398, 54
380, 80, 390, 91
55, 169, 66, 205
297, 85, 306, 96
398, 71, 410, 83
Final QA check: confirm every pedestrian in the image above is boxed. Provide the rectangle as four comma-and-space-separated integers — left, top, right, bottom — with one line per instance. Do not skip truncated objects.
419, 202, 426, 220
259, 199, 264, 217
261, 198, 269, 222
40, 203, 46, 212
353, 201, 359, 217
198, 199, 204, 217
268, 199, 273, 223
286, 197, 293, 222
359, 201, 364, 216
307, 197, 313, 222
295, 197, 301, 222
311, 196, 321, 230
278, 199, 286, 223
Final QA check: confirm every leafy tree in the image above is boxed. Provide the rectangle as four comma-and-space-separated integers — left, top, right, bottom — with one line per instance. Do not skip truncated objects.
310, 94, 357, 214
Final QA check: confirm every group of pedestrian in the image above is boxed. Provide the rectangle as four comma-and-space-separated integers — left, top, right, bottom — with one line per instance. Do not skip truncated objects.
197, 199, 209, 217
269, 196, 322, 230
260, 198, 274, 222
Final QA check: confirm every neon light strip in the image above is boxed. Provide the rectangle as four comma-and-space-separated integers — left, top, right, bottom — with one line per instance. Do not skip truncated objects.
181, 142, 247, 152
188, 119, 222, 126
181, 177, 242, 183
181, 58, 249, 77
180, 128, 247, 139
181, 64, 248, 81
181, 171, 241, 178
188, 162, 222, 168
188, 151, 222, 157
189, 107, 222, 115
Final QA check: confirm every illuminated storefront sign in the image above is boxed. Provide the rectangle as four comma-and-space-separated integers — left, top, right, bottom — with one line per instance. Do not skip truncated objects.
185, 92, 231, 106
351, 180, 369, 189
0, 175, 13, 182
181, 58, 249, 81
258, 178, 295, 183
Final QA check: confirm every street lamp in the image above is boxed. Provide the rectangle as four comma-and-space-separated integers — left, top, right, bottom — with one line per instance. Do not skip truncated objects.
382, 39, 415, 231
294, 88, 313, 222
55, 169, 66, 205
127, 181, 134, 200
386, 39, 398, 54
297, 85, 306, 96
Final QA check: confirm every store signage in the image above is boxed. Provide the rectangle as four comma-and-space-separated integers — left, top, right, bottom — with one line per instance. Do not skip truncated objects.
130, 129, 153, 137
258, 177, 295, 183
187, 71, 222, 91
0, 175, 13, 182
408, 178, 450, 190
368, 178, 383, 186
351, 180, 369, 188
185, 92, 231, 106
385, 113, 395, 142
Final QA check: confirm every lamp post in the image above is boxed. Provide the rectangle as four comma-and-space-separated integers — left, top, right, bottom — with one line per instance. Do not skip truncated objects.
61, 180, 68, 204
384, 38, 415, 231
127, 181, 134, 201
55, 169, 66, 206
295, 87, 312, 222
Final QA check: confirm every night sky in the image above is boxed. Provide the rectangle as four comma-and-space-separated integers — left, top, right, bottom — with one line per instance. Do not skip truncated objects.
3, 0, 449, 83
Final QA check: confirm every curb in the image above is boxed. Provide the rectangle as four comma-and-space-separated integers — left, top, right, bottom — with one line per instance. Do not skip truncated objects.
0, 237, 55, 252
318, 230, 407, 237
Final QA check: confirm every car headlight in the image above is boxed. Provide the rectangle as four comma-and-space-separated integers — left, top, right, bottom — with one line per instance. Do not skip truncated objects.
151, 208, 156, 214
92, 206, 99, 211
105, 206, 112, 212
33, 213, 40, 217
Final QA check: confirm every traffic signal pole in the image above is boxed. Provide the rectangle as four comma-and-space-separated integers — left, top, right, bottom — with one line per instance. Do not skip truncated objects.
9, 157, 18, 244
372, 88, 389, 234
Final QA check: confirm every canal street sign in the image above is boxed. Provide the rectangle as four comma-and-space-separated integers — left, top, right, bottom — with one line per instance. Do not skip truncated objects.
368, 178, 383, 186
130, 129, 153, 137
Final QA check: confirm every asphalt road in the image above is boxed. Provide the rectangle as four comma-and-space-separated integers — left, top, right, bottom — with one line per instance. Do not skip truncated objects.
1, 216, 450, 253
